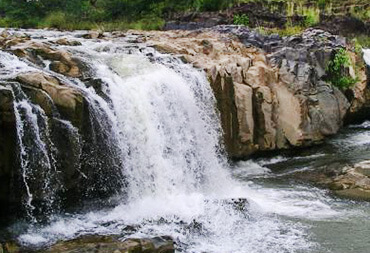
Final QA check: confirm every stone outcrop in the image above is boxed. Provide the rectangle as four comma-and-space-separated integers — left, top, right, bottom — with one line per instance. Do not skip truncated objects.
295, 160, 370, 201
0, 33, 121, 218
0, 235, 174, 253
330, 161, 370, 201
0, 35, 84, 78
39, 235, 175, 253
16, 72, 85, 128
141, 27, 368, 158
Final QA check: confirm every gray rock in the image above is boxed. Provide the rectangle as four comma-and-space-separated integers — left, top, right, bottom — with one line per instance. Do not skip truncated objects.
39, 235, 175, 253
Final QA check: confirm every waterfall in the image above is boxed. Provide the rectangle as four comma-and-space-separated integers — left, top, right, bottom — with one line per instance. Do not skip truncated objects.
93, 52, 231, 200
13, 98, 59, 219
0, 30, 345, 253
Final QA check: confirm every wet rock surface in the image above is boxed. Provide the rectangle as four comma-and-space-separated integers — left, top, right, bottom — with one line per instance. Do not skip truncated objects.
292, 160, 370, 201
0, 235, 174, 253
0, 31, 124, 218
39, 235, 174, 253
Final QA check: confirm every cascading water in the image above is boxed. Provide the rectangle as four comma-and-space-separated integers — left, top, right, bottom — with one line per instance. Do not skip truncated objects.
363, 49, 370, 66
1, 30, 369, 253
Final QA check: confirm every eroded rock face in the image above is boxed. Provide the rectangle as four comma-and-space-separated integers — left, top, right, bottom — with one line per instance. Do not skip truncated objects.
142, 27, 367, 158
0, 34, 122, 217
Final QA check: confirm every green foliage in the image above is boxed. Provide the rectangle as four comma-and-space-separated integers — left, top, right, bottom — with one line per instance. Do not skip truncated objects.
303, 8, 319, 27
43, 12, 67, 29
351, 38, 363, 56
0, 0, 192, 30
317, 0, 327, 9
354, 36, 370, 49
326, 48, 357, 89
193, 0, 236, 11
0, 0, 366, 31
257, 26, 304, 37
233, 14, 249, 26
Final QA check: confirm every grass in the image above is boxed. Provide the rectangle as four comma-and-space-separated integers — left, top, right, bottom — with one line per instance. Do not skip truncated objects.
257, 25, 304, 37
0, 14, 165, 31
302, 7, 320, 27
350, 35, 370, 49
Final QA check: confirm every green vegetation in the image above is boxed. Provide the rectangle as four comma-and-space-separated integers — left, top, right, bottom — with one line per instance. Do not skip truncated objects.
257, 26, 304, 37
0, 0, 237, 30
233, 14, 250, 26
0, 0, 368, 31
302, 8, 320, 27
326, 48, 358, 89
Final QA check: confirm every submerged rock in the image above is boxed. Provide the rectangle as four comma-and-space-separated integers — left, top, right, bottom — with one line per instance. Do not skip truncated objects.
294, 160, 370, 201
328, 161, 370, 201
38, 235, 174, 253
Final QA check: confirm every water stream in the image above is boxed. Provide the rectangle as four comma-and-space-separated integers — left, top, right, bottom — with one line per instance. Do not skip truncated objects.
0, 29, 369, 253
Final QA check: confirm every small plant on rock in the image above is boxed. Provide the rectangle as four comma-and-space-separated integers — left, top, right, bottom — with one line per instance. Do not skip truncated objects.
233, 14, 249, 26
326, 48, 358, 89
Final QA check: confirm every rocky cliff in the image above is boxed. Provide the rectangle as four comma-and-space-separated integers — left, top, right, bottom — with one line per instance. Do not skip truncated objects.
142, 27, 369, 158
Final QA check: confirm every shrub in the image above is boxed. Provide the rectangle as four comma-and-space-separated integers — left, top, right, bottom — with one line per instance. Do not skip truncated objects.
233, 14, 249, 26
193, 0, 228, 11
303, 8, 319, 27
326, 48, 357, 89
43, 11, 68, 29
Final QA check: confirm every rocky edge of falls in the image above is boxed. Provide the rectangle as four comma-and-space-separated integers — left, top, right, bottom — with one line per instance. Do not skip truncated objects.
143, 26, 369, 157
0, 27, 369, 230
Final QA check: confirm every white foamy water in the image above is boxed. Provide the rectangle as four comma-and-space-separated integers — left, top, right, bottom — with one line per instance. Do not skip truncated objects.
0, 29, 352, 253
363, 49, 370, 66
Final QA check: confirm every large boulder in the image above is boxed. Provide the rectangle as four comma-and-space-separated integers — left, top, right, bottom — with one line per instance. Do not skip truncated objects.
16, 72, 85, 128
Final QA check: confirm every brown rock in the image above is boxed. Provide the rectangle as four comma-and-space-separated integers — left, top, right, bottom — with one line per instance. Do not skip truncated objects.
16, 72, 84, 128
40, 235, 174, 253
335, 188, 370, 201
54, 38, 82, 46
